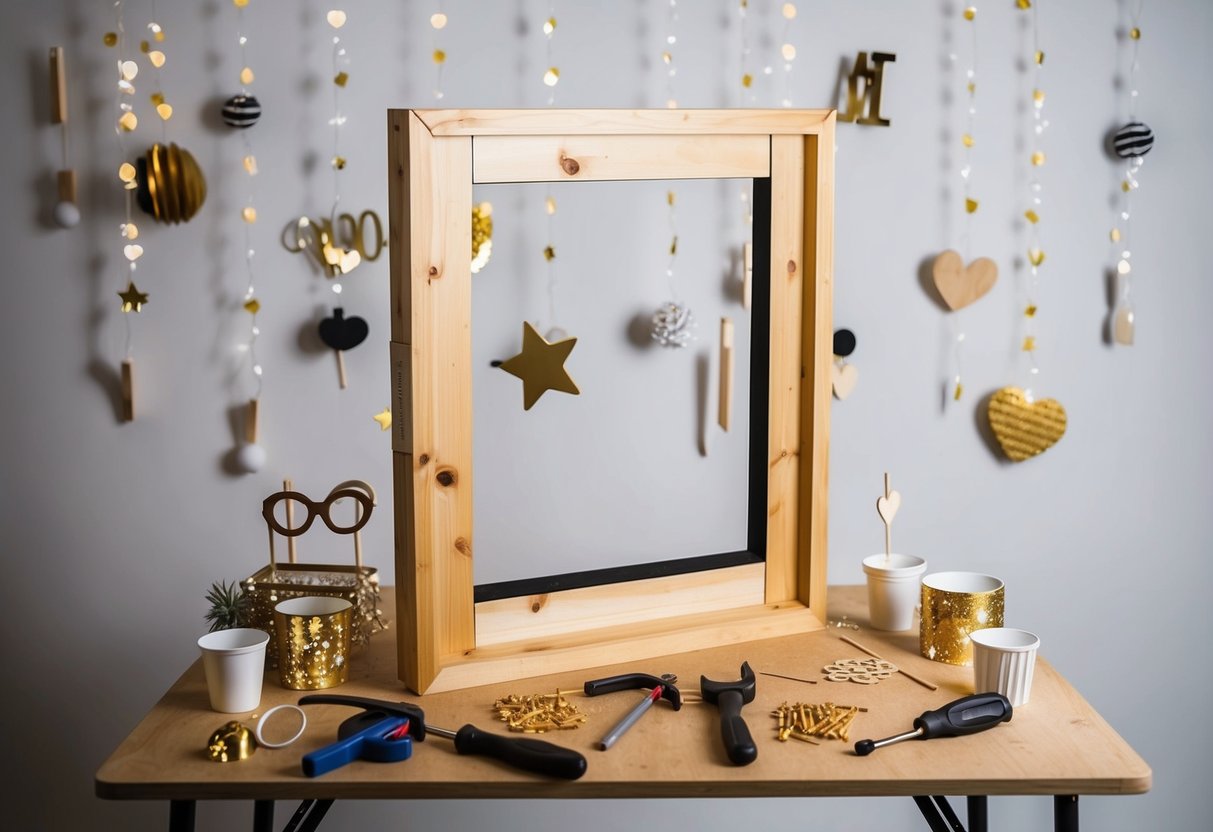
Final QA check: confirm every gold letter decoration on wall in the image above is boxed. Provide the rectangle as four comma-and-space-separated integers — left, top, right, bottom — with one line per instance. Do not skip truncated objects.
839, 51, 896, 127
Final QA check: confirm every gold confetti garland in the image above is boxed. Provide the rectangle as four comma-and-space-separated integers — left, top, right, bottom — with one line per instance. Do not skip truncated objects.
106, 1, 144, 422
988, 0, 1066, 461
932, 5, 999, 403
230, 0, 265, 472
736, 1, 754, 309
738, 1, 754, 101
141, 1, 171, 131
1110, 2, 1149, 346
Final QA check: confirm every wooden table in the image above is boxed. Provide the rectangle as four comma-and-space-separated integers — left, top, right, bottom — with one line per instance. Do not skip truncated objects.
96, 586, 1150, 832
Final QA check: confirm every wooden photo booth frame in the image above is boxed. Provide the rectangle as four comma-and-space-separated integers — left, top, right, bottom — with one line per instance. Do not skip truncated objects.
388, 109, 834, 694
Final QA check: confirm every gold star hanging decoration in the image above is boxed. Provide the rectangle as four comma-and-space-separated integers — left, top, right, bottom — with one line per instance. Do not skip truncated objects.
498, 321, 580, 411
373, 407, 392, 431
118, 281, 149, 313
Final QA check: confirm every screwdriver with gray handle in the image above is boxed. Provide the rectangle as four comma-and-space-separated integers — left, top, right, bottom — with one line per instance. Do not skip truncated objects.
854, 692, 1012, 756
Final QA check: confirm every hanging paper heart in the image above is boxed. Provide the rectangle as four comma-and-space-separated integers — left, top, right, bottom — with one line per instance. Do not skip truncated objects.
831, 362, 858, 400
987, 386, 1067, 462
932, 250, 998, 311
318, 308, 369, 351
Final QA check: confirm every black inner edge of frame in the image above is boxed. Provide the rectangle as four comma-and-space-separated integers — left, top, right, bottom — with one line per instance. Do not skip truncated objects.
474, 175, 773, 605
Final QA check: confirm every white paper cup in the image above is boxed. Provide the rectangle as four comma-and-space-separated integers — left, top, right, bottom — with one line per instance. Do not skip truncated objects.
198, 628, 270, 713
862, 554, 927, 631
971, 627, 1040, 707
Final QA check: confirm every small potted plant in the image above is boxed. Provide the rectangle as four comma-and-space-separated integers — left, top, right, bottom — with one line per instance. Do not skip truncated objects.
204, 579, 251, 632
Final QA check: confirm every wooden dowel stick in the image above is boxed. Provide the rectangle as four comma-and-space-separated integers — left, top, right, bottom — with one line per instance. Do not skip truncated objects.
840, 634, 938, 691
883, 472, 892, 559
335, 350, 347, 389
283, 478, 297, 564
244, 398, 260, 444
50, 47, 67, 124
57, 169, 77, 203
120, 359, 134, 422
718, 317, 734, 431
353, 505, 364, 572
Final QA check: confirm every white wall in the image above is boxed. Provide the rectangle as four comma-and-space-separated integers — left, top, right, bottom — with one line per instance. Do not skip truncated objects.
3, 0, 1211, 829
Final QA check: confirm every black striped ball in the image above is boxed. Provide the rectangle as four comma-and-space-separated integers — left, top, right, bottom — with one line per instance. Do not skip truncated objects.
222, 94, 262, 128
1112, 121, 1154, 158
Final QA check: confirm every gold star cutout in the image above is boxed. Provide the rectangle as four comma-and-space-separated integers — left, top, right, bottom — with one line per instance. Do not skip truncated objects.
118, 281, 149, 312
373, 408, 392, 431
498, 321, 580, 410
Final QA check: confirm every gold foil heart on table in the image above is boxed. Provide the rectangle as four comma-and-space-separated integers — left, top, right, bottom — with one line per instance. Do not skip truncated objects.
932, 250, 998, 311
987, 386, 1066, 462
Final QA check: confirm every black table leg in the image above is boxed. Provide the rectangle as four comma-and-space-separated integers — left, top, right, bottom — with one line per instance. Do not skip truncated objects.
168, 800, 196, 832
966, 796, 988, 832
914, 796, 953, 832
283, 798, 336, 832
1055, 795, 1079, 832
253, 800, 275, 832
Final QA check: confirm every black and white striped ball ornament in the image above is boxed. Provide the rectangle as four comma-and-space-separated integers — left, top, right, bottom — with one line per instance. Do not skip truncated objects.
1113, 121, 1154, 158
222, 94, 262, 128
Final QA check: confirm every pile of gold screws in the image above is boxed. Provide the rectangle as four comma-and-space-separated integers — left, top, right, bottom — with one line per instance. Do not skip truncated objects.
772, 702, 867, 744
493, 690, 586, 733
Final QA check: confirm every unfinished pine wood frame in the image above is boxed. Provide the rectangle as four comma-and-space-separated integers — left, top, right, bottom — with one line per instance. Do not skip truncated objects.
388, 109, 835, 694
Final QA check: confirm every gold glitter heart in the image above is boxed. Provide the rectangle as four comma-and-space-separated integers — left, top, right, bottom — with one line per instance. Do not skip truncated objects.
987, 386, 1066, 462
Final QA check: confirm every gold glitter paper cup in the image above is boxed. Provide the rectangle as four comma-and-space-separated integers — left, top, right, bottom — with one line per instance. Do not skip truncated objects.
919, 572, 1005, 665
273, 596, 352, 690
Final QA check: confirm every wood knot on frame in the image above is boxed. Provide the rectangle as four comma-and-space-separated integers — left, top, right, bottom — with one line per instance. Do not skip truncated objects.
428, 265, 439, 277
559, 155, 581, 176
454, 537, 472, 557
787, 259, 798, 274
436, 468, 457, 487
530, 594, 550, 614
418, 453, 430, 466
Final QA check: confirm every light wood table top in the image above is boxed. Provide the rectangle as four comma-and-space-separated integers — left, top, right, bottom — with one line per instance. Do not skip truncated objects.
96, 586, 1150, 801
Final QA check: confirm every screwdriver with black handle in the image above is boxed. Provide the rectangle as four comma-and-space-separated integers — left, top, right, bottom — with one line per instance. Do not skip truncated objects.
854, 692, 1012, 756
299, 694, 588, 780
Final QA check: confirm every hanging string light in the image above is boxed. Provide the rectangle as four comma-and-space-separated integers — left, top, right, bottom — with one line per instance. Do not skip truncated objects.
1020, 0, 1048, 385
142, 0, 171, 135
541, 5, 564, 339
1109, 2, 1151, 346
931, 5, 998, 404
984, 0, 1067, 464
107, 1, 144, 421
651, 1, 693, 347
228, 0, 266, 471
777, 3, 797, 108
738, 1, 754, 104
430, 2, 447, 101
736, 1, 754, 310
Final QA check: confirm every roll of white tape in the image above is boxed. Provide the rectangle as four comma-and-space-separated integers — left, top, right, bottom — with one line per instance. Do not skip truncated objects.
254, 704, 308, 749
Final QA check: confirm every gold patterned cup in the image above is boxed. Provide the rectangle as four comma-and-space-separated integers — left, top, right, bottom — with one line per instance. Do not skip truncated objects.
920, 572, 1005, 665
273, 597, 352, 690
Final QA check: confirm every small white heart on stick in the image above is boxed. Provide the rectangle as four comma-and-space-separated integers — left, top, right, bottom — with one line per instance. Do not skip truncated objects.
831, 362, 859, 400
876, 491, 901, 526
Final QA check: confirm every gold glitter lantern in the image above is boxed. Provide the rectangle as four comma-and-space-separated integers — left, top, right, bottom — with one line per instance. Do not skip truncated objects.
273, 597, 352, 690
920, 572, 1004, 665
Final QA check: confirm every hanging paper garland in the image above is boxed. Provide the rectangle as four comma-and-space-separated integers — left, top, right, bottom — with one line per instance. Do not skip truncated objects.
49, 47, 80, 229
1109, 3, 1151, 346
430, 2, 447, 101
106, 2, 144, 422
987, 0, 1066, 462
735, 1, 754, 310
228, 0, 266, 473
931, 5, 997, 404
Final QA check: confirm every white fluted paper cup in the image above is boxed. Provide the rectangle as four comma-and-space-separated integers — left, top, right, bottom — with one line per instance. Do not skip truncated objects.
862, 554, 927, 631
971, 628, 1040, 707
198, 628, 270, 713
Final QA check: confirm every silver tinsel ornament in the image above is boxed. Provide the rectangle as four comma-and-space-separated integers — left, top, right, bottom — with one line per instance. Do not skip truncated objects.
651, 302, 695, 348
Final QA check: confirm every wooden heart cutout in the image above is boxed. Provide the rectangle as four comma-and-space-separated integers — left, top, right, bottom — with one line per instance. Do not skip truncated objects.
932, 249, 998, 311
876, 491, 901, 525
831, 362, 858, 400
987, 386, 1067, 462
